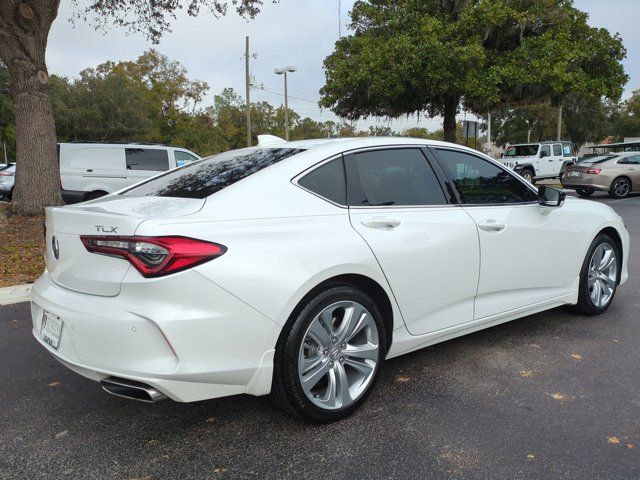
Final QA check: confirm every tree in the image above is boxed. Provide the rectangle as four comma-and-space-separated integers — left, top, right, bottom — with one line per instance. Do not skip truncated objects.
320, 0, 628, 144
609, 90, 640, 140
0, 63, 15, 162
0, 1, 268, 215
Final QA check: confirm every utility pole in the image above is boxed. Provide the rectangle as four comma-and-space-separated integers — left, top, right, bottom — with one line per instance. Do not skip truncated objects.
338, 0, 342, 38
245, 36, 252, 147
486, 112, 492, 154
557, 104, 563, 141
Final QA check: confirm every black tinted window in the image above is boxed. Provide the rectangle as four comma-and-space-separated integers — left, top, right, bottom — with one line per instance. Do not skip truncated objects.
298, 158, 346, 205
350, 149, 446, 206
540, 145, 551, 157
126, 149, 169, 171
123, 148, 304, 199
553, 144, 562, 156
435, 149, 538, 204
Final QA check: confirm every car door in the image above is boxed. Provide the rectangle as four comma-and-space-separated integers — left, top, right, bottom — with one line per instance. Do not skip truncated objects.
125, 148, 171, 185
619, 155, 640, 189
430, 147, 574, 320
551, 143, 565, 176
537, 144, 553, 177
346, 147, 480, 336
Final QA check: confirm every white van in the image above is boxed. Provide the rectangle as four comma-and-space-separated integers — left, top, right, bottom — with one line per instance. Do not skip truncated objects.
59, 143, 200, 203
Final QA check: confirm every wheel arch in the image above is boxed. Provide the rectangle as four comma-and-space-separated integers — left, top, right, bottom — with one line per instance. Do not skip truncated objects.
599, 226, 624, 284
278, 273, 395, 353
611, 175, 633, 191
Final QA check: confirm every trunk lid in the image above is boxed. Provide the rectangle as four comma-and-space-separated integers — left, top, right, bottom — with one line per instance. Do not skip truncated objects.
45, 196, 204, 296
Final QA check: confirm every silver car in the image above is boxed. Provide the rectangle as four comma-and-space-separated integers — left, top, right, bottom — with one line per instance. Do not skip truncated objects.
561, 152, 640, 199
0, 164, 15, 200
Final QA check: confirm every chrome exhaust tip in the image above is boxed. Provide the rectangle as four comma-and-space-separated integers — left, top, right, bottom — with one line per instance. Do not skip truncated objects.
100, 377, 167, 403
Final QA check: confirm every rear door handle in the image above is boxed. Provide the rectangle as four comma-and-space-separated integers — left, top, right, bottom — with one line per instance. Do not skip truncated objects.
478, 220, 506, 232
361, 217, 402, 230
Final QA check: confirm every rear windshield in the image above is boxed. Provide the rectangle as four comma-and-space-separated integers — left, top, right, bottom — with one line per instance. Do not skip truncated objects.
585, 155, 617, 164
503, 145, 538, 157
122, 148, 304, 199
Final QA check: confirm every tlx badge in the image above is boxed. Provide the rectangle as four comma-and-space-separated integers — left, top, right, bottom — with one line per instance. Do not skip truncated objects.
95, 225, 118, 233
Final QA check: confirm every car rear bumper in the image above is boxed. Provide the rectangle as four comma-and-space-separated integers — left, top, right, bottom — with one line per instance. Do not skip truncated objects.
31, 270, 280, 402
561, 175, 611, 191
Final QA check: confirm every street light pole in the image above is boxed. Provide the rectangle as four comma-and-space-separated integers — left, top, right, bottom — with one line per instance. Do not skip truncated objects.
274, 66, 297, 141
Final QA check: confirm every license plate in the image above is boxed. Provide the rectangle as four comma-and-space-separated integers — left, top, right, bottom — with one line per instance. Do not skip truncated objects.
41, 311, 63, 350
568, 171, 580, 177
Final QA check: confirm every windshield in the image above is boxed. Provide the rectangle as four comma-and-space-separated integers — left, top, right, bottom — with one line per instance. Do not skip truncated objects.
122, 148, 305, 199
503, 145, 538, 157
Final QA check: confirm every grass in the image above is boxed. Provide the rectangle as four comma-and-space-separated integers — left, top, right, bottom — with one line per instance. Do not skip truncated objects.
0, 202, 45, 287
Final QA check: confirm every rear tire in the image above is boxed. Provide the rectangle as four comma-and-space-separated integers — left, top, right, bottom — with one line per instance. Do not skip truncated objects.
574, 233, 620, 316
609, 177, 631, 199
575, 188, 594, 198
272, 284, 387, 423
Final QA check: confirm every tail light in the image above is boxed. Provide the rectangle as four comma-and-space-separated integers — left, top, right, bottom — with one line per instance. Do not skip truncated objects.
586, 168, 601, 175
80, 236, 226, 278
0, 171, 14, 176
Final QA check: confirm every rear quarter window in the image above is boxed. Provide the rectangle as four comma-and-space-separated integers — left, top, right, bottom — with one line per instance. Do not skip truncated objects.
122, 148, 305, 199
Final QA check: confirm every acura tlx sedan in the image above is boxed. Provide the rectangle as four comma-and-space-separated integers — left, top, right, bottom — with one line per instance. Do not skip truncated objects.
32, 136, 629, 423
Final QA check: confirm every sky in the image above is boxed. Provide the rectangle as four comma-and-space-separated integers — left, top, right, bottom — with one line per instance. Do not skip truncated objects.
47, 0, 640, 134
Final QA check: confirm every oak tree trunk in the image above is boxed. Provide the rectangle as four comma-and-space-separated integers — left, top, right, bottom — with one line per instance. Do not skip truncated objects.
0, 1, 63, 215
443, 95, 459, 143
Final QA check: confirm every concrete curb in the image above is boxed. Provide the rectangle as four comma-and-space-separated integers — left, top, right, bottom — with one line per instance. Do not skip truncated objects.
0, 284, 32, 306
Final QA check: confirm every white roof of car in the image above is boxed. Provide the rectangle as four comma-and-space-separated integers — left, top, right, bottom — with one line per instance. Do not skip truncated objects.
257, 135, 469, 152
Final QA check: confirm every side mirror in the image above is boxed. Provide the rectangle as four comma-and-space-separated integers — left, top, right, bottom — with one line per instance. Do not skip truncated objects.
538, 185, 565, 207
540, 150, 549, 158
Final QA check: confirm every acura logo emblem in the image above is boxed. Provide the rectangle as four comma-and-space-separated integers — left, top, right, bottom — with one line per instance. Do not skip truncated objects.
52, 235, 60, 260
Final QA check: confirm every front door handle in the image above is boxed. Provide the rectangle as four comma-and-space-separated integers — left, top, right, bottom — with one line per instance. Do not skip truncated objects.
361, 217, 402, 230
478, 220, 506, 232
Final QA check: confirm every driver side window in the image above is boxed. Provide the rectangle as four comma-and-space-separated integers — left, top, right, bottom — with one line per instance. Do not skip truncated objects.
540, 145, 551, 157
434, 149, 538, 205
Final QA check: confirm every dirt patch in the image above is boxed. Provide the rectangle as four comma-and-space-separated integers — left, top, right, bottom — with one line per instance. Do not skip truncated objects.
0, 202, 45, 287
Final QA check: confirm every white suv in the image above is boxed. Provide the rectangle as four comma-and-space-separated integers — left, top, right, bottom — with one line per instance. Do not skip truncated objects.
500, 141, 576, 183
59, 143, 200, 203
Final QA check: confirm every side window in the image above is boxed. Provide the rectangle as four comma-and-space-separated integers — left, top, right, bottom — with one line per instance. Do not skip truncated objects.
540, 145, 551, 157
553, 144, 562, 156
175, 151, 199, 167
434, 149, 538, 205
126, 148, 170, 172
298, 158, 346, 205
626, 155, 640, 165
349, 149, 446, 206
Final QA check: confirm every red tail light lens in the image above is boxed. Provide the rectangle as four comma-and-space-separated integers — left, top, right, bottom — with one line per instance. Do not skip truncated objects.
80, 236, 226, 278
586, 168, 601, 174
0, 171, 14, 176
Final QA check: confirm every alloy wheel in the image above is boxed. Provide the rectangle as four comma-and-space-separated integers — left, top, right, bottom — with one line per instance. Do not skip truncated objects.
613, 178, 630, 198
587, 242, 617, 308
298, 301, 379, 410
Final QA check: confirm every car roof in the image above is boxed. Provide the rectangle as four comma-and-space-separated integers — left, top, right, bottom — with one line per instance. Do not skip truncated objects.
270, 136, 477, 152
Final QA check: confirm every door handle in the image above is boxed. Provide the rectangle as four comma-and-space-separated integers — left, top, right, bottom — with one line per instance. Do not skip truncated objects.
361, 217, 402, 230
478, 220, 506, 232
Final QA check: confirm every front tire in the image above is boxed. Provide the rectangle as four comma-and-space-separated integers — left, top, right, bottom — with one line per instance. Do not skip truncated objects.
520, 169, 534, 183
609, 177, 631, 199
574, 234, 620, 315
272, 284, 387, 423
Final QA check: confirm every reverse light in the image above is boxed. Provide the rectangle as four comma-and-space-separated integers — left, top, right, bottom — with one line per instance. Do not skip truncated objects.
586, 168, 601, 175
80, 236, 226, 278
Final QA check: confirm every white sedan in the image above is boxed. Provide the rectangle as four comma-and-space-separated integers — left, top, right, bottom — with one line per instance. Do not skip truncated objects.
32, 137, 629, 423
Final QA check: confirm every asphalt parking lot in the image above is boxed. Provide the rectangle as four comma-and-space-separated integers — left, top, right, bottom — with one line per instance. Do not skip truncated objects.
1, 195, 639, 480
